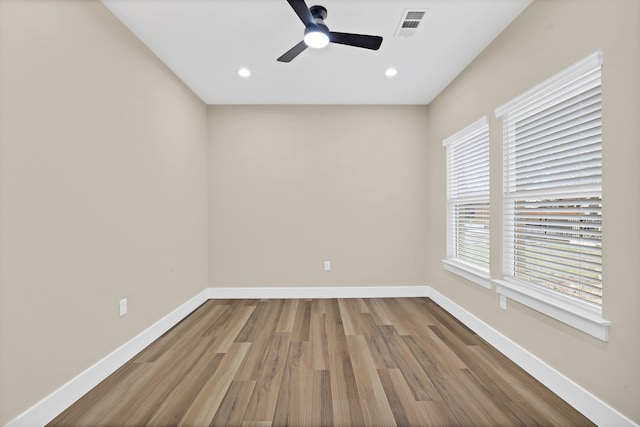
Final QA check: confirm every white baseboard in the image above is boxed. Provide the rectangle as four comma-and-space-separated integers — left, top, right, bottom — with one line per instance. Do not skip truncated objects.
8, 285, 636, 427
428, 288, 638, 427
208, 285, 430, 300
6, 289, 209, 427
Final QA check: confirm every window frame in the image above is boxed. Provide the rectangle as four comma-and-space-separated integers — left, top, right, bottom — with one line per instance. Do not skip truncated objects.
443, 116, 491, 289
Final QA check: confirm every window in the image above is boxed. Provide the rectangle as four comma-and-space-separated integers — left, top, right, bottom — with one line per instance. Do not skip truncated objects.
443, 116, 491, 288
494, 51, 610, 341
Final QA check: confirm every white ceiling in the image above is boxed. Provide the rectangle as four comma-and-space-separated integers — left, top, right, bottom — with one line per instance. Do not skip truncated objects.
101, 0, 531, 105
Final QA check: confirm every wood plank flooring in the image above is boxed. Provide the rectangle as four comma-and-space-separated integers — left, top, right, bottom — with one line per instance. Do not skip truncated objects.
49, 298, 594, 426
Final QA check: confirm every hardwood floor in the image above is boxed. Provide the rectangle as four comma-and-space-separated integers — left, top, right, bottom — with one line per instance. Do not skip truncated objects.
49, 298, 594, 426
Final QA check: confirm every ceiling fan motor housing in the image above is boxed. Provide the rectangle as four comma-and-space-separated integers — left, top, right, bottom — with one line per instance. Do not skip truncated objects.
304, 23, 329, 37
305, 5, 330, 48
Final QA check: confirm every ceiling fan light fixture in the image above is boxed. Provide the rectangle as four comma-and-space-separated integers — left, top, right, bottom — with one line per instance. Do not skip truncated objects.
277, 1, 382, 62
304, 26, 330, 49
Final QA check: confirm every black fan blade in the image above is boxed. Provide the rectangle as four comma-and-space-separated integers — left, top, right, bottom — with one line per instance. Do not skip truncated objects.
287, 0, 315, 27
329, 32, 383, 50
277, 40, 308, 62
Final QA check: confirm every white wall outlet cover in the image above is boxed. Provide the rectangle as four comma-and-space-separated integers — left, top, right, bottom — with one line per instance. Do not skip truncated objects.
500, 294, 508, 310
324, 261, 331, 271
119, 298, 128, 317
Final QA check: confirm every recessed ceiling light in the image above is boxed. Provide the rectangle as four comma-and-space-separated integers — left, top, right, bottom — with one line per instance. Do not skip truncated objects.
238, 68, 251, 78
385, 68, 398, 77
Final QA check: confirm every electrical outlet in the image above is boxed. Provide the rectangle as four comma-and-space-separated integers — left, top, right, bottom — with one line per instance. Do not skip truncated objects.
499, 295, 507, 310
324, 260, 331, 271
119, 298, 128, 317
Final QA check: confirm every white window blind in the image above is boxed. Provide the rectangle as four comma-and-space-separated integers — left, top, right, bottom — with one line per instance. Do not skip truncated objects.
497, 51, 603, 310
443, 117, 490, 282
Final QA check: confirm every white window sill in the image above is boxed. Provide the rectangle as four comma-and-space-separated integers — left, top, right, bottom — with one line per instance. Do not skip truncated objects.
494, 279, 610, 341
442, 259, 492, 289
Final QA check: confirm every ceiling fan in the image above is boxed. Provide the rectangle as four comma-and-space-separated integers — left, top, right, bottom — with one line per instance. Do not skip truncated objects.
277, 0, 383, 63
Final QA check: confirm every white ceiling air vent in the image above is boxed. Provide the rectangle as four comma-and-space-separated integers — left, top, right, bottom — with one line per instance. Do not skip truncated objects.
394, 9, 428, 38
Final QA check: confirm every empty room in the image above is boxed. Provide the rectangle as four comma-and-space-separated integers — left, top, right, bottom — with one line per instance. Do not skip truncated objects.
1, 0, 639, 425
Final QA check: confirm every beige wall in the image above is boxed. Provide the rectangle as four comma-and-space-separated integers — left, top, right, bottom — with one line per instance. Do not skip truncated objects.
208, 105, 430, 287
426, 0, 640, 422
0, 1, 209, 423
